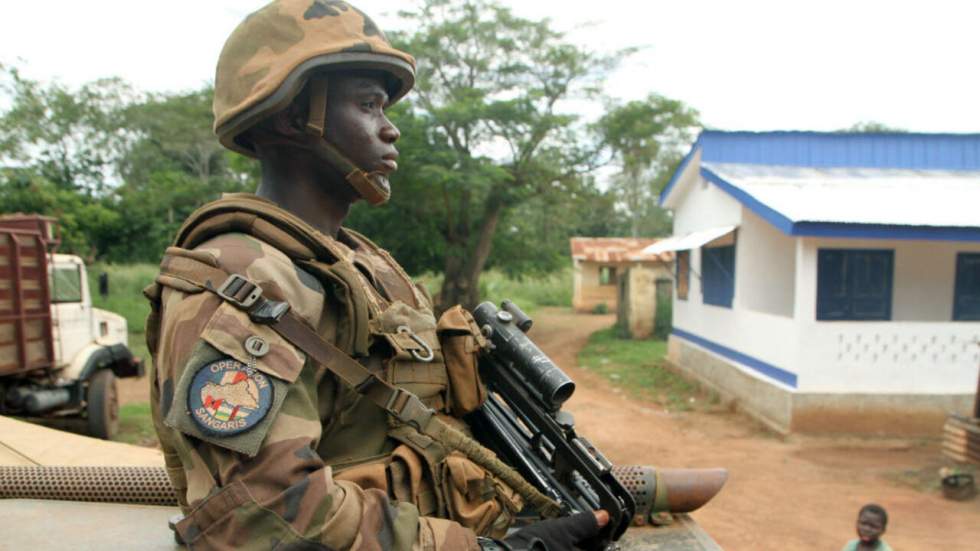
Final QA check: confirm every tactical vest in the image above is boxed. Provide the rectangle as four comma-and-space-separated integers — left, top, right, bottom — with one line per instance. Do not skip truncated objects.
144, 194, 556, 538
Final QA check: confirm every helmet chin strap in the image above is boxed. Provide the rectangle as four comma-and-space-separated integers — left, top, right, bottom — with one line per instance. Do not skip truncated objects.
304, 76, 390, 206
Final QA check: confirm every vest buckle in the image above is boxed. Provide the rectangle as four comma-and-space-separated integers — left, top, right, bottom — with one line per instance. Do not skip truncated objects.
216, 274, 263, 310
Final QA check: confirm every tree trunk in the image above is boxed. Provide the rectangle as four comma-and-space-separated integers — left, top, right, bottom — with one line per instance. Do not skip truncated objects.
437, 197, 505, 313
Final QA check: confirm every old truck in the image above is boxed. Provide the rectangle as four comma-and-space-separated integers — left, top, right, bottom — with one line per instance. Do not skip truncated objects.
0, 214, 142, 439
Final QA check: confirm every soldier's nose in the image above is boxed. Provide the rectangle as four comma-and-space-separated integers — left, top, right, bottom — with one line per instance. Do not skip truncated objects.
380, 120, 400, 144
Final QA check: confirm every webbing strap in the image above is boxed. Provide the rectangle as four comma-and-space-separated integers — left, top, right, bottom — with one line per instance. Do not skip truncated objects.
158, 252, 561, 517
159, 253, 432, 433
305, 76, 329, 137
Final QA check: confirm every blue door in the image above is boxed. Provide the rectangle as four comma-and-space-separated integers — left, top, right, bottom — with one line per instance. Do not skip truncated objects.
954, 253, 980, 321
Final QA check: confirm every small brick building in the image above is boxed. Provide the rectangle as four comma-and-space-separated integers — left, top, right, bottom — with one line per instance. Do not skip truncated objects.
570, 237, 673, 313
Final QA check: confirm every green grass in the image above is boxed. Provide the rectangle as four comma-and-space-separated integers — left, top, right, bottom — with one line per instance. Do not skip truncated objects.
88, 263, 157, 330
417, 268, 572, 314
578, 327, 715, 412
115, 402, 157, 447
480, 269, 572, 313
88, 263, 157, 362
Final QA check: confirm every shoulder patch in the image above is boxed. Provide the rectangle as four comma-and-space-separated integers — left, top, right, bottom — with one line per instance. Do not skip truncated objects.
165, 342, 292, 457
188, 358, 274, 436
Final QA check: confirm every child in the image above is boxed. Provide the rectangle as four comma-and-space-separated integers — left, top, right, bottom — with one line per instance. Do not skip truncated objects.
842, 504, 893, 551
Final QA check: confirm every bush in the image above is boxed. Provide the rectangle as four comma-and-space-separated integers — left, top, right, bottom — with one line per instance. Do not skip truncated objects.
592, 302, 609, 315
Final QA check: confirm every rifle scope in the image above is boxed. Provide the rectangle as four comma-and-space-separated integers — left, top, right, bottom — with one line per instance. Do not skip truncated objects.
473, 301, 576, 412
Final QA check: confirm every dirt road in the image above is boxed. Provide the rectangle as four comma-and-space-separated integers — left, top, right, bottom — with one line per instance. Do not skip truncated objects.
529, 308, 979, 551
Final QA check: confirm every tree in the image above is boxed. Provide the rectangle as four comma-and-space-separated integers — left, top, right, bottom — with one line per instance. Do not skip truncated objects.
0, 167, 120, 258
841, 121, 906, 133
596, 94, 699, 237
386, 0, 624, 310
0, 64, 133, 195
0, 65, 259, 262
108, 87, 259, 261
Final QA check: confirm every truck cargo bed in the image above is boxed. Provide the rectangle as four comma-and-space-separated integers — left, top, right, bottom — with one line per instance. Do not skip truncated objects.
0, 216, 57, 377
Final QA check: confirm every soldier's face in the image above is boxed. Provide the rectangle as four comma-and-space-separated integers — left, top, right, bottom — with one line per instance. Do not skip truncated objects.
323, 72, 401, 193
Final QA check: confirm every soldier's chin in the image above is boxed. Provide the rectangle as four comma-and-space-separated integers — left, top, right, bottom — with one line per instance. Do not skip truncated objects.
373, 175, 390, 196
355, 173, 391, 205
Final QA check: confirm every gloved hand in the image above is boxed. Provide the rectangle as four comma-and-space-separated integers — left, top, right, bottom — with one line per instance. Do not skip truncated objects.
479, 510, 609, 551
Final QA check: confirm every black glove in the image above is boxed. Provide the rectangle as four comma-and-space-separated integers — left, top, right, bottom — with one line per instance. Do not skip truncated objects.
478, 512, 601, 551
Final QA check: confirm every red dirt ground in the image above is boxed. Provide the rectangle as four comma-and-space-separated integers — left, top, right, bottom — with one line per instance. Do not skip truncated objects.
529, 308, 979, 551
119, 307, 980, 549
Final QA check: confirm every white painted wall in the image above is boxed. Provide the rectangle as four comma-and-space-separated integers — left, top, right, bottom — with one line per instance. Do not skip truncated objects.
737, 208, 796, 317
796, 237, 980, 322
671, 173, 796, 390
797, 321, 980, 393
673, 292, 801, 390
672, 175, 742, 236
790, 237, 980, 393
669, 164, 980, 396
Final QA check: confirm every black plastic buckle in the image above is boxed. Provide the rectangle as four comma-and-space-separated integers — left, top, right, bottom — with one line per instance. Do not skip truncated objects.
249, 300, 291, 325
216, 274, 263, 310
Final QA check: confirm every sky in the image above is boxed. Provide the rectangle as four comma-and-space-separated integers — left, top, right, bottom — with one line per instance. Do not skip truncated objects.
2, 0, 979, 133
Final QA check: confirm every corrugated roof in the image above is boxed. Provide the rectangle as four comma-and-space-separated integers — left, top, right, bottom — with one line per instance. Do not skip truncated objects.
660, 131, 980, 240
698, 130, 980, 171
703, 163, 980, 228
569, 237, 673, 263
662, 131, 980, 206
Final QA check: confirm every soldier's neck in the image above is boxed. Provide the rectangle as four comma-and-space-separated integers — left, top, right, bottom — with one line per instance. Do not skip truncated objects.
255, 153, 354, 238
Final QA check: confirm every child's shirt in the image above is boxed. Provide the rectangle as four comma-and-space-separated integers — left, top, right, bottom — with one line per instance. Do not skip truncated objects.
841, 539, 893, 551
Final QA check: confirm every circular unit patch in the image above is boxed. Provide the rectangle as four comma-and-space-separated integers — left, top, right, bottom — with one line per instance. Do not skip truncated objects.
188, 358, 274, 436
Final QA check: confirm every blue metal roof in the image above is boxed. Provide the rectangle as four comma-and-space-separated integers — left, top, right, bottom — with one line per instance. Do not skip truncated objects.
698, 130, 980, 170
658, 130, 980, 242
661, 130, 980, 205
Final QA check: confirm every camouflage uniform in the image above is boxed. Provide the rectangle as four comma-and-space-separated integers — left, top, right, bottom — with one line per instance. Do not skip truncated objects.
150, 217, 486, 550
146, 2, 518, 549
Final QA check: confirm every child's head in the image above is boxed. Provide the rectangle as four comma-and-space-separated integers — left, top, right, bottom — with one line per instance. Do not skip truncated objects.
856, 503, 888, 544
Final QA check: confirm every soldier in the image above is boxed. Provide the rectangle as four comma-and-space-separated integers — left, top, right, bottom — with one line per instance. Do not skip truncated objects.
145, 1, 607, 549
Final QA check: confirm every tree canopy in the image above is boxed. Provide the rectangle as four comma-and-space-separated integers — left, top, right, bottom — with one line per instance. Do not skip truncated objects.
0, 0, 700, 310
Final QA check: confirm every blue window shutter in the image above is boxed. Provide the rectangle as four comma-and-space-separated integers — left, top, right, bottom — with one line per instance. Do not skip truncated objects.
954, 253, 980, 321
702, 244, 735, 308
816, 250, 849, 319
850, 251, 893, 319
817, 249, 893, 321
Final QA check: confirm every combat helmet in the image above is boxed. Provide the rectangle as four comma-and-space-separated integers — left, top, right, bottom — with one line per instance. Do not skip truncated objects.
213, 0, 416, 205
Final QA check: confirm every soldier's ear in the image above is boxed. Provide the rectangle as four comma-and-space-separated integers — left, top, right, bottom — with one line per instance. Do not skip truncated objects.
270, 106, 307, 138
246, 109, 306, 155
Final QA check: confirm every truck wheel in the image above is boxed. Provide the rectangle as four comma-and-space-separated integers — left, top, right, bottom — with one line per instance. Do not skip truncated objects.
87, 369, 119, 440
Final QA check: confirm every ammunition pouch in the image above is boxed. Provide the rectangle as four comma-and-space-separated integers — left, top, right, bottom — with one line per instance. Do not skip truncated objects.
440, 451, 523, 538
386, 422, 523, 539
437, 305, 489, 416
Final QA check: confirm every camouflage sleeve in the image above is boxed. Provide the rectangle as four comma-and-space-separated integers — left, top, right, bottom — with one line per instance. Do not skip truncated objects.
152, 233, 478, 551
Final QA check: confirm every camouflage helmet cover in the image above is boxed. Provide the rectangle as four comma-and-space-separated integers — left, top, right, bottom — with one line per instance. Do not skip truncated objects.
214, 0, 416, 157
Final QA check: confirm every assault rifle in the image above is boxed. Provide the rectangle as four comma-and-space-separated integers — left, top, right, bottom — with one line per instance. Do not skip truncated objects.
468, 301, 635, 550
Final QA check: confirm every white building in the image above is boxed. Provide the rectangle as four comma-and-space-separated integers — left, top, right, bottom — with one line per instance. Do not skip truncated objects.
650, 131, 980, 434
